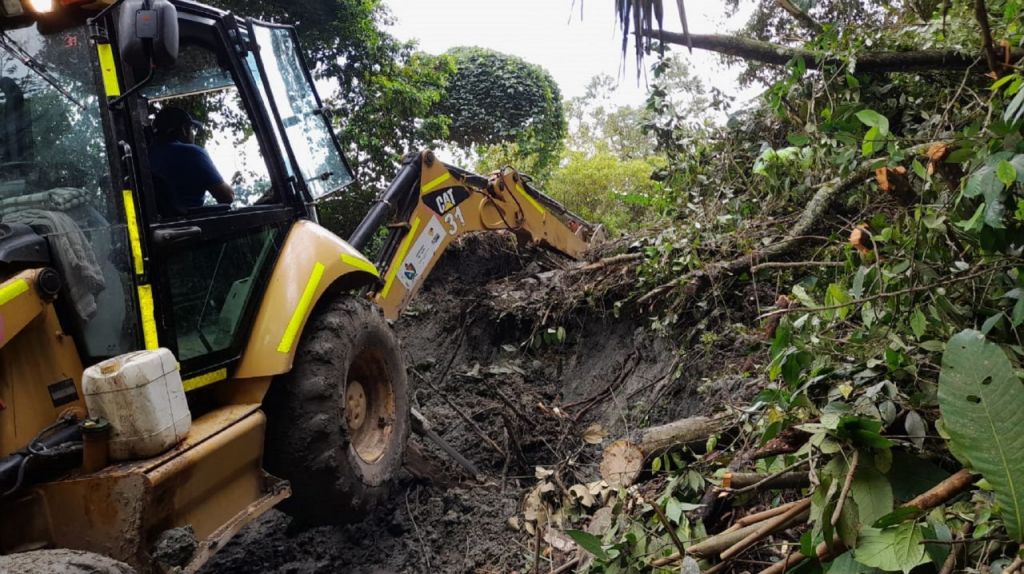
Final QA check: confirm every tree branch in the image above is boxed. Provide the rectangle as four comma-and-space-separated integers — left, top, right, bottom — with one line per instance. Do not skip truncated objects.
759, 469, 978, 574
775, 0, 823, 35
757, 264, 1011, 321
974, 0, 999, 74
643, 30, 1024, 73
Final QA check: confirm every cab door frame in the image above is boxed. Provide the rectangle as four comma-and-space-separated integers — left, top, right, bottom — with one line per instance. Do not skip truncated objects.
106, 3, 303, 387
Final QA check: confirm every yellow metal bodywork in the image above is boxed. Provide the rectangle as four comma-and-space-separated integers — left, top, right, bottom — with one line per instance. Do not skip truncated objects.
374, 153, 595, 320
0, 217, 378, 571
0, 405, 287, 573
0, 271, 88, 457
234, 220, 380, 379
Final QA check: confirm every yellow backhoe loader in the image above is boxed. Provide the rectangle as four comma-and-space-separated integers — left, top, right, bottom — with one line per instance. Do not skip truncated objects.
0, 1, 598, 572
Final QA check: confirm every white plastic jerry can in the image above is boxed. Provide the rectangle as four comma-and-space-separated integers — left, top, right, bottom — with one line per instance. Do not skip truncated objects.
82, 348, 192, 461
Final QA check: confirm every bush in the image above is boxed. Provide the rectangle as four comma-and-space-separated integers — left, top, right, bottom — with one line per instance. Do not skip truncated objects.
543, 150, 667, 234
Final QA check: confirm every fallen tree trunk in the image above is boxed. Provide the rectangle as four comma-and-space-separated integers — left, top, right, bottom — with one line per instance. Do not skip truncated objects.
642, 30, 1024, 73
600, 416, 731, 487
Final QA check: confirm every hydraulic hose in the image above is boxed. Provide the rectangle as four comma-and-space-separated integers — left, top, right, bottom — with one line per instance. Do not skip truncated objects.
0, 417, 82, 497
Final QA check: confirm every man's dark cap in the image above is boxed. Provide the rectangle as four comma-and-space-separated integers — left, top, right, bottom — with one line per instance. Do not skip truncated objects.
153, 106, 203, 136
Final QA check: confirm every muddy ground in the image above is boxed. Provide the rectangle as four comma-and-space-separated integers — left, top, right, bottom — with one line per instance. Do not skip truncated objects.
202, 236, 754, 574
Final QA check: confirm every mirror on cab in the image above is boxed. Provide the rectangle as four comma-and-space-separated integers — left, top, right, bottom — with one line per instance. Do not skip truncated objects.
117, 0, 178, 76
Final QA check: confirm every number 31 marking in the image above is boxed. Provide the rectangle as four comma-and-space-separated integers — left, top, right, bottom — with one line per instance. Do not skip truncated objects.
444, 207, 465, 235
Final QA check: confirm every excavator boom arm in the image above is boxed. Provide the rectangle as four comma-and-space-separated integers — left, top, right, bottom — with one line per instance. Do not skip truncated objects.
349, 150, 599, 321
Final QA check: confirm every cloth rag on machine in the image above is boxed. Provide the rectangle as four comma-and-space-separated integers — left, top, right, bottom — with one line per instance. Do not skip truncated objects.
3, 207, 106, 320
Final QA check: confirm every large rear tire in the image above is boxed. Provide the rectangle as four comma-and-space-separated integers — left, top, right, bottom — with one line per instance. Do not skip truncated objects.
263, 296, 410, 525
0, 550, 136, 574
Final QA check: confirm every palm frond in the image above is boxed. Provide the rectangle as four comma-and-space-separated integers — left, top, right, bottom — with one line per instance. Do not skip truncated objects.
615, 0, 689, 80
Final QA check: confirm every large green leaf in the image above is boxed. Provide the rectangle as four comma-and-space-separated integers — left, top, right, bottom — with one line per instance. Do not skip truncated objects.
850, 466, 894, 526
856, 109, 890, 133
853, 524, 929, 573
938, 330, 1024, 540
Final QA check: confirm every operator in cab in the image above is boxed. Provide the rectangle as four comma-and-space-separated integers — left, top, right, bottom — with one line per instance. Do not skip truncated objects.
149, 106, 234, 217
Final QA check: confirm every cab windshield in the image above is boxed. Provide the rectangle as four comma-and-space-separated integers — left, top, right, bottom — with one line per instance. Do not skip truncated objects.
0, 23, 137, 360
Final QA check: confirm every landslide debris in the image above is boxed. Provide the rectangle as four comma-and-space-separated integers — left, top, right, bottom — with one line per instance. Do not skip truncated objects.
203, 233, 748, 573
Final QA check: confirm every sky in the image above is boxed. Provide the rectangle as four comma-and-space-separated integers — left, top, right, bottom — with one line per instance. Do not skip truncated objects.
384, 0, 757, 107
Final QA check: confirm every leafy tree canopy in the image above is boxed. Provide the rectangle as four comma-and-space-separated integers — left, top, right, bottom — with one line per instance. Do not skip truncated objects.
437, 46, 566, 178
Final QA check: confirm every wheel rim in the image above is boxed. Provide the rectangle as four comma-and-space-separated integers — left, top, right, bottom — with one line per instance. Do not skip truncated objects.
345, 349, 396, 464
345, 381, 368, 431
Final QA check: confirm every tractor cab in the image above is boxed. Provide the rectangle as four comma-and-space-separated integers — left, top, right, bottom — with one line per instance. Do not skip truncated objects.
0, 0, 354, 389
0, 3, 386, 568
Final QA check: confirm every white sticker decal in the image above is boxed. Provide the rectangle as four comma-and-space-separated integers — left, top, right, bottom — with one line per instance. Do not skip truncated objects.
397, 217, 446, 290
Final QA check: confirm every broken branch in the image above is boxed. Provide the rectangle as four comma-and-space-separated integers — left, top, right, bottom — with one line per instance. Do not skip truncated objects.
651, 497, 689, 560
410, 408, 484, 481
414, 371, 507, 459
577, 253, 643, 272
974, 0, 999, 74
643, 31, 1024, 73
725, 458, 812, 495
732, 498, 809, 528
719, 497, 812, 560
758, 264, 1011, 321
750, 260, 845, 272
775, 0, 823, 34
758, 468, 978, 573
830, 450, 859, 527
904, 468, 977, 510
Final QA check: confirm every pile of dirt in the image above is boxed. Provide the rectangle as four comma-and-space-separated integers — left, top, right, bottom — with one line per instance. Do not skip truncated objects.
202, 235, 741, 574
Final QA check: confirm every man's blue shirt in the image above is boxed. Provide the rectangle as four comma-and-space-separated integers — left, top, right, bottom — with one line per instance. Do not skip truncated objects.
149, 142, 224, 215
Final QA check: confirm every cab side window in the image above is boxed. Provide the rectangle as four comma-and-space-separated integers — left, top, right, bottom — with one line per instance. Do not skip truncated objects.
143, 42, 276, 218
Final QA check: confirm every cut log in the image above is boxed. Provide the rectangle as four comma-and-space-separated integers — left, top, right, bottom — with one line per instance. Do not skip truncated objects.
600, 416, 731, 487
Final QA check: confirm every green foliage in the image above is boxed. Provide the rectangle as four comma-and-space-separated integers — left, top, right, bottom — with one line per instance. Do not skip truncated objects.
543, 150, 667, 234
938, 330, 1024, 541
855, 109, 890, 157
437, 47, 565, 178
573, 1, 1024, 571
853, 524, 930, 574
565, 530, 610, 560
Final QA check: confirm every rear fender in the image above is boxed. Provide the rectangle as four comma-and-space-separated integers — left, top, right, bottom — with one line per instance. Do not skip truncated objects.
234, 221, 380, 378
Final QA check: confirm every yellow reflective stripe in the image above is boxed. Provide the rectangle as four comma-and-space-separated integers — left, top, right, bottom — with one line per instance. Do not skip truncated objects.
138, 284, 159, 350
277, 262, 325, 354
97, 43, 121, 97
515, 183, 546, 215
123, 190, 144, 275
380, 217, 420, 300
421, 173, 450, 194
0, 279, 29, 306
183, 368, 228, 392
341, 253, 379, 277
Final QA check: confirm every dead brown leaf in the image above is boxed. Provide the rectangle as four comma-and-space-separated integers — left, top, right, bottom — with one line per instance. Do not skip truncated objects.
927, 143, 950, 176
875, 167, 890, 192
581, 423, 608, 445
850, 225, 872, 256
